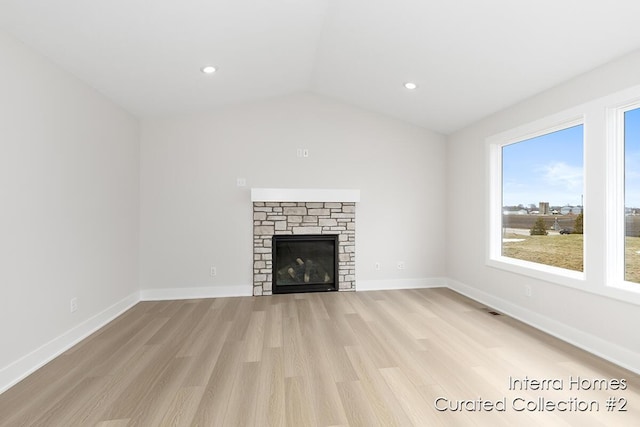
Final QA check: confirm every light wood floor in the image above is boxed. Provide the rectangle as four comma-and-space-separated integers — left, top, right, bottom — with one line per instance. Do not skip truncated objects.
1, 288, 638, 426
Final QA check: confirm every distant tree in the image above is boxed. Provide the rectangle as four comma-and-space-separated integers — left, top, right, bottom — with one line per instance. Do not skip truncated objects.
530, 217, 548, 236
574, 212, 584, 234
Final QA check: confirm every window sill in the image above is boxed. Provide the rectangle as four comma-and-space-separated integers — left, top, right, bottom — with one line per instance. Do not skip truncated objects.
487, 256, 585, 288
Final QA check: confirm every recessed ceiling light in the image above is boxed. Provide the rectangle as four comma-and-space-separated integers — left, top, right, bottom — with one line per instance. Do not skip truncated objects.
404, 82, 418, 90
201, 65, 217, 74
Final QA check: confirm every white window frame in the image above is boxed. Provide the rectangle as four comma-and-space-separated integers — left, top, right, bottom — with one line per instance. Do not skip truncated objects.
606, 98, 640, 295
486, 111, 586, 288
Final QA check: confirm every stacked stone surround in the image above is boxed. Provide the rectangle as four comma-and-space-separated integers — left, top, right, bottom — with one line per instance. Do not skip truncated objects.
253, 201, 356, 296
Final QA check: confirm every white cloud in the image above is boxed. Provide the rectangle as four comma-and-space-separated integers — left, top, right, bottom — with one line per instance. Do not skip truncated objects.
540, 161, 583, 192
503, 161, 584, 206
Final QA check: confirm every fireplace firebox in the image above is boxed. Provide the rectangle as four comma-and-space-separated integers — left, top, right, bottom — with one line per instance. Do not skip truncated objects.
272, 234, 338, 294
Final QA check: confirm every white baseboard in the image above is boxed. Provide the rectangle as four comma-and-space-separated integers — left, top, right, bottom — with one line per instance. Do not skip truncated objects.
357, 277, 447, 291
140, 285, 253, 301
0, 291, 140, 394
447, 278, 640, 375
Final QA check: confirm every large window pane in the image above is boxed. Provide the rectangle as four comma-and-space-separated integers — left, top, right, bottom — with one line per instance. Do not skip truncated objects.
501, 124, 584, 271
625, 107, 640, 283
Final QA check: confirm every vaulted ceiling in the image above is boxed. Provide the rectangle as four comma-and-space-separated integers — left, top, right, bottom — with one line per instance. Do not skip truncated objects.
2, 0, 640, 134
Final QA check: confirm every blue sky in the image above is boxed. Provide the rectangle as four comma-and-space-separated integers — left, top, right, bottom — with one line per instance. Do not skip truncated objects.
625, 108, 640, 209
502, 124, 584, 207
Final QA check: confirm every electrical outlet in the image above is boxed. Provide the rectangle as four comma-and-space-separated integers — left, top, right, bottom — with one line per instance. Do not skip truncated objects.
296, 148, 303, 158
210, 266, 217, 277
236, 178, 246, 187
397, 261, 405, 270
525, 285, 532, 297
302, 148, 309, 158
375, 262, 381, 271
70, 297, 78, 313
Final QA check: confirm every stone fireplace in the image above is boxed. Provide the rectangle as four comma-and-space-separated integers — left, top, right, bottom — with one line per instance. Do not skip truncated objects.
251, 188, 359, 296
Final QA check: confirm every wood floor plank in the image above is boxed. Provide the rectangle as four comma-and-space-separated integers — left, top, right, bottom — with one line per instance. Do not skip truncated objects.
336, 380, 380, 427
180, 318, 232, 387
263, 300, 284, 349
379, 366, 452, 427
53, 344, 164, 426
221, 361, 261, 426
94, 345, 176, 422
0, 288, 638, 426
343, 345, 414, 426
158, 386, 205, 426
253, 347, 286, 427
189, 339, 245, 426
87, 316, 169, 378
123, 356, 194, 426
344, 313, 399, 369
298, 324, 350, 427
174, 301, 220, 358
244, 310, 267, 362
94, 419, 131, 427
285, 376, 317, 427
282, 314, 310, 378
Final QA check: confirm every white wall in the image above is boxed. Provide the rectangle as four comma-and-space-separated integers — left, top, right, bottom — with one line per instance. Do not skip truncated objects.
446, 49, 640, 373
0, 32, 140, 390
139, 93, 447, 297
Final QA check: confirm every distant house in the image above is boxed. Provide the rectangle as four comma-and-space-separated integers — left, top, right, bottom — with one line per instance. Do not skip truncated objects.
560, 206, 573, 215
560, 206, 582, 215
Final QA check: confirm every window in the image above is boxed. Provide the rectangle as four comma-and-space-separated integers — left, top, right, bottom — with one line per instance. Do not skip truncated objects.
608, 99, 640, 293
501, 124, 584, 272
488, 116, 585, 284
624, 107, 640, 283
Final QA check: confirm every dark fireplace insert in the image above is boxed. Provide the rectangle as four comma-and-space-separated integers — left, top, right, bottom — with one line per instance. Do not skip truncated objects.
272, 234, 338, 294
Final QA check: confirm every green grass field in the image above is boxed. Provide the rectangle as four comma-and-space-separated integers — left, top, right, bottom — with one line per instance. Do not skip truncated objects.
625, 237, 640, 283
502, 233, 583, 272
502, 233, 640, 283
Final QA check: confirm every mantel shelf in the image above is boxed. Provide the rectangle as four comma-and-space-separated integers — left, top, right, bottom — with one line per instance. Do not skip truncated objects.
251, 188, 360, 203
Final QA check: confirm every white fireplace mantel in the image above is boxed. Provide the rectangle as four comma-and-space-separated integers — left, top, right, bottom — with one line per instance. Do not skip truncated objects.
251, 188, 360, 203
